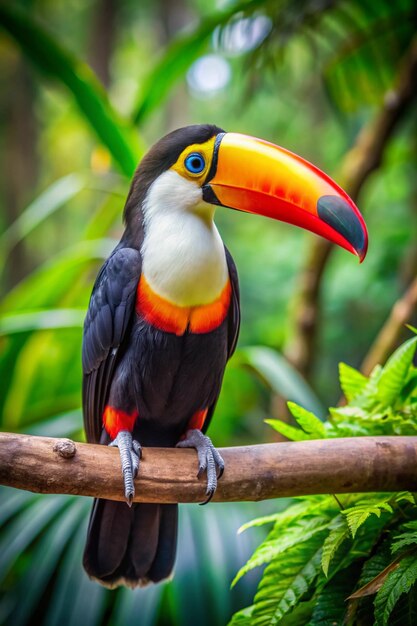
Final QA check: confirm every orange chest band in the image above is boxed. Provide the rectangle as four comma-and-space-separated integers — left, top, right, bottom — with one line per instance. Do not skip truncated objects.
136, 275, 231, 336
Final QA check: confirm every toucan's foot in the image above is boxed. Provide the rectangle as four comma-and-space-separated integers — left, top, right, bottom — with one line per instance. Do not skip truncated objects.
176, 429, 224, 504
109, 430, 142, 506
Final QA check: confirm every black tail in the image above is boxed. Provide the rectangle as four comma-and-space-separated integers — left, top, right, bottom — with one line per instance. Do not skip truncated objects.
83, 499, 178, 588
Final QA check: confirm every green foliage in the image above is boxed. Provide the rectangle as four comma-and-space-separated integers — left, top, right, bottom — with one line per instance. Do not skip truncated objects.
229, 336, 417, 625
236, 346, 325, 419
1, 0, 417, 624
310, 562, 362, 626
338, 362, 368, 402
132, 0, 266, 125
376, 337, 417, 407
374, 556, 417, 626
0, 4, 141, 176
342, 496, 395, 539
320, 516, 349, 577
391, 521, 417, 554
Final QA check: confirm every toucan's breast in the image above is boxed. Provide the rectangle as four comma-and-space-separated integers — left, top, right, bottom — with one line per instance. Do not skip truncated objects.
136, 275, 231, 336
140, 171, 229, 307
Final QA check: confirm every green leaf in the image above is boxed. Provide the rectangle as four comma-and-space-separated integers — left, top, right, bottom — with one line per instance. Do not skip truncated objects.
237, 498, 326, 534
12, 499, 86, 626
391, 521, 417, 555
310, 561, 361, 625
228, 605, 255, 625
0, 496, 71, 582
0, 4, 141, 176
251, 530, 326, 624
264, 418, 310, 441
0, 309, 85, 336
352, 531, 394, 591
279, 601, 315, 625
287, 402, 326, 438
339, 362, 368, 401
132, 0, 266, 125
374, 553, 417, 625
342, 497, 393, 538
377, 336, 417, 407
231, 515, 331, 587
0, 173, 87, 259
1, 239, 114, 312
237, 346, 325, 418
321, 516, 350, 576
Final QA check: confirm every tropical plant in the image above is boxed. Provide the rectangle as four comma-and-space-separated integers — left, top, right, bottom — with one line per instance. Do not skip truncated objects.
1, 1, 416, 625
229, 335, 417, 625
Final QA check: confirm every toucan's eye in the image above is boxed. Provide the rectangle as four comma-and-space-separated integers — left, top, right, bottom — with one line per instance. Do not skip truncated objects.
184, 152, 205, 174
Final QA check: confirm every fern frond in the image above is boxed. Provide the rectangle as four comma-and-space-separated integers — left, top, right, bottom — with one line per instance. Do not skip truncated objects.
339, 362, 368, 402
237, 499, 322, 534
374, 553, 417, 625
377, 336, 417, 407
228, 605, 254, 625
264, 419, 310, 441
321, 516, 350, 577
310, 562, 361, 625
251, 531, 326, 624
342, 497, 393, 538
391, 521, 417, 555
287, 402, 326, 438
231, 515, 331, 587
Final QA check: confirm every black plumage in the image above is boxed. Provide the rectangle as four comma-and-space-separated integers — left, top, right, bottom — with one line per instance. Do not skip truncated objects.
82, 125, 240, 588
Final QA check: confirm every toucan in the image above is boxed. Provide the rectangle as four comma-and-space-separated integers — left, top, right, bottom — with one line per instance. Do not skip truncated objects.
82, 124, 368, 588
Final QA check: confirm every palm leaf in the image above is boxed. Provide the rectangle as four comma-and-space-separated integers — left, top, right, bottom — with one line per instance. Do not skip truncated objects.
11, 499, 86, 626
0, 4, 141, 176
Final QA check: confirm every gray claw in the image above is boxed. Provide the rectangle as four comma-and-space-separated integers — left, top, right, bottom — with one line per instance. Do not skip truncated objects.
176, 429, 225, 504
109, 431, 142, 506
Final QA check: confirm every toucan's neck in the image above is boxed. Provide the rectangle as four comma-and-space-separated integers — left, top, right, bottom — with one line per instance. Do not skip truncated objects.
140, 208, 228, 308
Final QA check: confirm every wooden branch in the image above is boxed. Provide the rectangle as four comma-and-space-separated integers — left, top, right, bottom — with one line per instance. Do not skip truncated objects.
285, 36, 417, 378
1, 432, 417, 503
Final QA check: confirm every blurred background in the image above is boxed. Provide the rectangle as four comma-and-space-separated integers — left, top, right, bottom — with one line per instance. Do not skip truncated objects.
0, 1, 416, 624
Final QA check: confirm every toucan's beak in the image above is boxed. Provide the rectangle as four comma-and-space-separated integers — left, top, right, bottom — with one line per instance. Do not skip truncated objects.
203, 133, 368, 262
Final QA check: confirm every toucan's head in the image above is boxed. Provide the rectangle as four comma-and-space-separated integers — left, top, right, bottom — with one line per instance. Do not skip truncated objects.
125, 124, 367, 261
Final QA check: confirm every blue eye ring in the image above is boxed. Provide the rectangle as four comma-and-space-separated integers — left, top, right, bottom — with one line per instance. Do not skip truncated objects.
184, 152, 205, 175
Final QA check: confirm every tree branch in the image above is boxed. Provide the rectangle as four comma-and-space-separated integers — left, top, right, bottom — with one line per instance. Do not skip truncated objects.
361, 276, 417, 376
1, 432, 416, 503
285, 36, 417, 378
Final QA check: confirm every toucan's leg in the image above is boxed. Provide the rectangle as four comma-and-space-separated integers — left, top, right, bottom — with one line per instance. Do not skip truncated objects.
103, 404, 140, 506
176, 429, 225, 504
109, 431, 142, 505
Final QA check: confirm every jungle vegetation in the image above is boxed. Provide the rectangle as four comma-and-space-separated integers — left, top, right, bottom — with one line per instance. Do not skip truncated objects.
0, 1, 416, 625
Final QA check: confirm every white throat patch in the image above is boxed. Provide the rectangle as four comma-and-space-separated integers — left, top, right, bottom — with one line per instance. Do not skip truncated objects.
140, 170, 228, 307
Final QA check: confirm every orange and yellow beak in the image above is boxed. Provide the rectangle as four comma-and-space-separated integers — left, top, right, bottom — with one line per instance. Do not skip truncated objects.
203, 133, 368, 261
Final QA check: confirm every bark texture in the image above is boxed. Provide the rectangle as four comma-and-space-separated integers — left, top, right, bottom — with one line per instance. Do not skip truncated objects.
1, 432, 416, 503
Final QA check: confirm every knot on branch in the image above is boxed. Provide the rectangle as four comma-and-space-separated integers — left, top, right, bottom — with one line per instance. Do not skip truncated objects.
53, 438, 76, 459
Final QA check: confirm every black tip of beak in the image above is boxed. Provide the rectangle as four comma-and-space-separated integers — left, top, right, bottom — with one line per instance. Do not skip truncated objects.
317, 195, 367, 261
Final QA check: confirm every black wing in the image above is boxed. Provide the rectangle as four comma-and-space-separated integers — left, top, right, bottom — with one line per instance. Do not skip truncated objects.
202, 247, 240, 434
82, 247, 142, 443
224, 246, 240, 360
